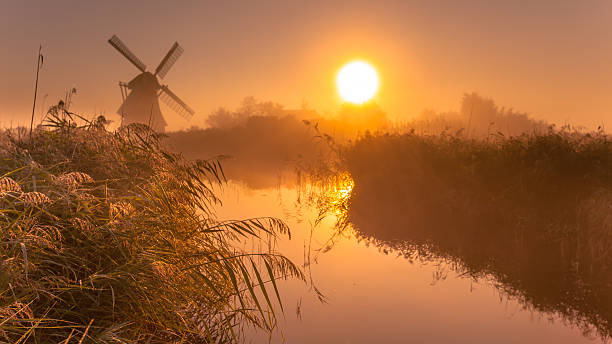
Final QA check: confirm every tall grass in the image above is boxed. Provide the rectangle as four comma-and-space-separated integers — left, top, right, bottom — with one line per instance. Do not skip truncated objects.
0, 103, 303, 343
339, 128, 612, 339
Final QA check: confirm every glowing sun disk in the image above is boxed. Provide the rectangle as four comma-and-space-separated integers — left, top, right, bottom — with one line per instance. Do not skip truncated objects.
337, 61, 379, 104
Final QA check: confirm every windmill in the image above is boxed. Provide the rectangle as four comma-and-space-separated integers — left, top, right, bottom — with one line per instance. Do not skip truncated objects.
108, 34, 195, 132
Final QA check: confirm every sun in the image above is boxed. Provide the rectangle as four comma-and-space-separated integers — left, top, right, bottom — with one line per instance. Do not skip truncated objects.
337, 61, 379, 104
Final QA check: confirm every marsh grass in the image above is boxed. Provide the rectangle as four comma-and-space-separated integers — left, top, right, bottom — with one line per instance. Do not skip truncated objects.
0, 104, 303, 343
339, 128, 612, 339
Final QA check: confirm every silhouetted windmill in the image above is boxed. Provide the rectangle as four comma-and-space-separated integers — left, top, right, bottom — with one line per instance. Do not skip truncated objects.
108, 34, 194, 132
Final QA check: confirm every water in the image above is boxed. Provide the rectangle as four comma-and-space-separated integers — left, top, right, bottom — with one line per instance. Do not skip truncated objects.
214, 179, 604, 344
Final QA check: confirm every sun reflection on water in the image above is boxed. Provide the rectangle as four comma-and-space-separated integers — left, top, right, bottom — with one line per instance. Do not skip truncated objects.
309, 172, 356, 253
328, 172, 354, 212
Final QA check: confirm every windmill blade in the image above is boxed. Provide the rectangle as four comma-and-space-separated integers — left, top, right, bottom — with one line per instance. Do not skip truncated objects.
108, 35, 147, 72
159, 85, 195, 120
155, 42, 184, 79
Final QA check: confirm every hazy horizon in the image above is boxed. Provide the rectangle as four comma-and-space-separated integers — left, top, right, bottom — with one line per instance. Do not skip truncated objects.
2, 0, 611, 130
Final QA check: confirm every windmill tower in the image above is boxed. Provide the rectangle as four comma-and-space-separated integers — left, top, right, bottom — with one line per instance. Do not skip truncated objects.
108, 34, 195, 132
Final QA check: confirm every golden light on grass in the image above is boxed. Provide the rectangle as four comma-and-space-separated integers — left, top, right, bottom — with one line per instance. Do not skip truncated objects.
337, 61, 379, 104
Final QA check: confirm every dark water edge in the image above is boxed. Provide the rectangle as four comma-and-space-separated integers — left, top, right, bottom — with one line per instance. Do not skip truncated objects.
346, 188, 612, 342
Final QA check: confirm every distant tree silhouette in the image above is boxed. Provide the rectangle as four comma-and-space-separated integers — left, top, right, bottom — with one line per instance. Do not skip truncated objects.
206, 96, 285, 129
461, 92, 547, 137
405, 92, 547, 137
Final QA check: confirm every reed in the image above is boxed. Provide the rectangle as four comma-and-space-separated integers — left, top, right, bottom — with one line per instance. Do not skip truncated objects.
0, 103, 303, 343
340, 127, 612, 339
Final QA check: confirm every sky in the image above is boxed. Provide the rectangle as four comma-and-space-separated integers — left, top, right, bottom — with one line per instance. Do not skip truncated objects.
1, 0, 611, 131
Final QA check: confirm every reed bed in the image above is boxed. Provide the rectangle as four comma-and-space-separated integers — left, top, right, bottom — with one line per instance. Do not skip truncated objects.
0, 105, 303, 343
340, 128, 612, 339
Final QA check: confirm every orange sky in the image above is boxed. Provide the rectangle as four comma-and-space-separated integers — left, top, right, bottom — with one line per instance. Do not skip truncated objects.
1, 1, 611, 131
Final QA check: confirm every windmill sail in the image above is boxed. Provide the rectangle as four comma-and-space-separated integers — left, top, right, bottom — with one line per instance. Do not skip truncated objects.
155, 42, 184, 79
160, 85, 195, 120
108, 35, 147, 72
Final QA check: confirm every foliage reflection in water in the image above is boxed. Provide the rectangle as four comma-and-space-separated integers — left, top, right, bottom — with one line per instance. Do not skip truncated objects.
217, 174, 603, 343
323, 170, 612, 342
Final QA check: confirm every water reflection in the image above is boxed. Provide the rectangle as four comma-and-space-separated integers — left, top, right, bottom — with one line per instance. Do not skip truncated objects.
341, 173, 612, 342
215, 175, 605, 343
